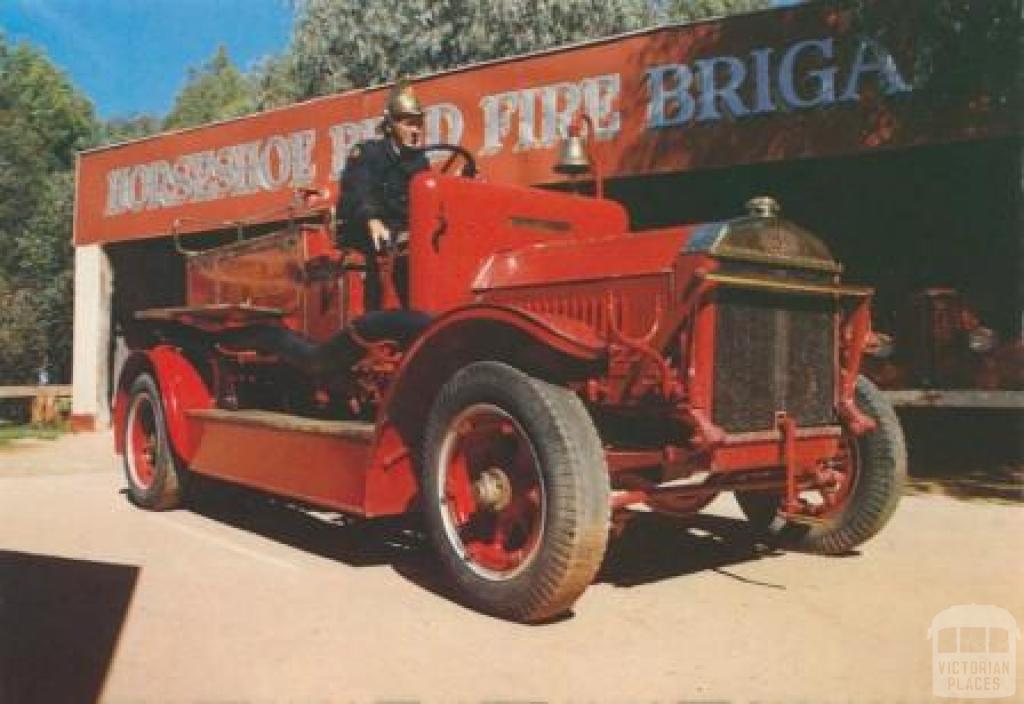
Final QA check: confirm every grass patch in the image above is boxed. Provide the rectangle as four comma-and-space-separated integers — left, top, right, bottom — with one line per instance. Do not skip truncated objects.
0, 423, 68, 446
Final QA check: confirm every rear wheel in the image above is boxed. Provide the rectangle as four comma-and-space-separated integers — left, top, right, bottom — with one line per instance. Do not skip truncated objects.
736, 376, 906, 553
123, 373, 186, 510
422, 362, 610, 622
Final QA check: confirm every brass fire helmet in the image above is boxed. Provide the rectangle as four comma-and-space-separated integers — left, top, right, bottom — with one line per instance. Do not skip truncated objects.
384, 80, 424, 124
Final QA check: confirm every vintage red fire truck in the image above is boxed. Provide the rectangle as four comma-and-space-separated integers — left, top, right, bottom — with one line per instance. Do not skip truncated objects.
113, 142, 906, 622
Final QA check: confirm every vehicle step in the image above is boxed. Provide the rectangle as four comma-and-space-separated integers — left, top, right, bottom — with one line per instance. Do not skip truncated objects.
187, 408, 375, 441
136, 303, 284, 325
779, 511, 829, 526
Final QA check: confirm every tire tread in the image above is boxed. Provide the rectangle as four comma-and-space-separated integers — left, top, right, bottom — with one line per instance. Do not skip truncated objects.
422, 362, 610, 622
123, 373, 187, 511
737, 376, 906, 554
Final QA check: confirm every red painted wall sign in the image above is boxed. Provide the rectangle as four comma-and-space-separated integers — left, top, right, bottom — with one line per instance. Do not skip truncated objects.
74, 4, 1013, 246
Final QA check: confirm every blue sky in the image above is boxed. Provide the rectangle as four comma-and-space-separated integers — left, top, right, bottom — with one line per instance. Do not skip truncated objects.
3, 1, 801, 120
0, 0, 293, 119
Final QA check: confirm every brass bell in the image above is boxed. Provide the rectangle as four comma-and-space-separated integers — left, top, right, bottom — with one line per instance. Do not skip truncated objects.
554, 131, 592, 175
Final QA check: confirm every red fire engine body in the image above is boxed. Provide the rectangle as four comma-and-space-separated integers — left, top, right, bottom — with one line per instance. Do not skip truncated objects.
110, 142, 906, 621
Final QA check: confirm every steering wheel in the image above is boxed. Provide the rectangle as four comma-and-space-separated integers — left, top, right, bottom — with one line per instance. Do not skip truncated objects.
420, 143, 478, 178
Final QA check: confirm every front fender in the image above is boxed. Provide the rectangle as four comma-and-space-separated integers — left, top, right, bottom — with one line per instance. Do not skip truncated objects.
113, 345, 214, 461
413, 303, 607, 361
363, 304, 606, 516
387, 303, 606, 419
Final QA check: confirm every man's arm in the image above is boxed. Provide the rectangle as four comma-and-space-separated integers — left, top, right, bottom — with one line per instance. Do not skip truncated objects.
338, 143, 391, 251
339, 144, 382, 223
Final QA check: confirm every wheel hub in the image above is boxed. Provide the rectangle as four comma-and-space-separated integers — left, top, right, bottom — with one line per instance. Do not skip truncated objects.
472, 467, 512, 512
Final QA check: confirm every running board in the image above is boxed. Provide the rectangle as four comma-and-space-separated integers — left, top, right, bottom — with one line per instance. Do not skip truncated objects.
185, 408, 376, 514
187, 408, 375, 440
778, 512, 829, 526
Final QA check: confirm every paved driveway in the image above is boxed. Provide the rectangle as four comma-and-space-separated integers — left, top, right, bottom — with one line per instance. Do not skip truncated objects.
1, 431, 1021, 702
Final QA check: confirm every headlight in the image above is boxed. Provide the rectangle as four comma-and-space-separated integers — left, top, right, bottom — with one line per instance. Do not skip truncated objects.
968, 326, 997, 354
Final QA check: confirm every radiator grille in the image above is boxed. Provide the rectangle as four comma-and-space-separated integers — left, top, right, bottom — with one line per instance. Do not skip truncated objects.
713, 289, 835, 432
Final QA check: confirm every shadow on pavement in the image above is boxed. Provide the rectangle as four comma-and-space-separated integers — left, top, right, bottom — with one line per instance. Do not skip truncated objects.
0, 550, 139, 704
184, 479, 456, 604
598, 512, 785, 589
186, 479, 425, 568
899, 408, 1023, 503
181, 479, 782, 611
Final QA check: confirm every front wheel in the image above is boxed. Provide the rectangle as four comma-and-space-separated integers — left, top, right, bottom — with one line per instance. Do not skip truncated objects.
736, 376, 906, 554
123, 373, 187, 510
421, 362, 610, 622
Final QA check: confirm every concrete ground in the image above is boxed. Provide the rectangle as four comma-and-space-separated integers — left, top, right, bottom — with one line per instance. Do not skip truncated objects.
1, 430, 1021, 702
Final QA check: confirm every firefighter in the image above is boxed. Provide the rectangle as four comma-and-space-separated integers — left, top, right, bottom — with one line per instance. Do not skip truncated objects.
337, 79, 430, 309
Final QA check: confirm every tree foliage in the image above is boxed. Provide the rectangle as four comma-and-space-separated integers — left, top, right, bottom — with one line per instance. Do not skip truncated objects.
252, 53, 301, 112
666, 0, 774, 20
0, 38, 97, 170
102, 113, 162, 144
838, 0, 1021, 109
164, 45, 256, 129
257, 0, 770, 107
0, 34, 97, 384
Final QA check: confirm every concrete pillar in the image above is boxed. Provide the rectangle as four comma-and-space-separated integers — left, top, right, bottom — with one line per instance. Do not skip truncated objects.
71, 244, 112, 431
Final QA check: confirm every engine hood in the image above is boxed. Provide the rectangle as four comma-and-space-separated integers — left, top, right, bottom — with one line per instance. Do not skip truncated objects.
472, 211, 840, 294
472, 227, 690, 292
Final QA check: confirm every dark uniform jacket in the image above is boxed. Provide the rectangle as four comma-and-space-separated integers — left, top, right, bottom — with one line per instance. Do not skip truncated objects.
337, 137, 430, 253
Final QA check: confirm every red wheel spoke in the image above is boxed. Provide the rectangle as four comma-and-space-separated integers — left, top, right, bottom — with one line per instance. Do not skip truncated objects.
128, 397, 157, 489
467, 541, 516, 572
493, 512, 511, 546
801, 441, 858, 517
438, 403, 546, 579
523, 485, 542, 510
444, 452, 477, 523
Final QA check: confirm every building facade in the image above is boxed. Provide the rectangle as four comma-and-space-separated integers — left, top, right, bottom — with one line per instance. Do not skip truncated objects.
72, 3, 1021, 428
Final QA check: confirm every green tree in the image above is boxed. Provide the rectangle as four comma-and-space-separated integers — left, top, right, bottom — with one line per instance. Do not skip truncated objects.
164, 45, 256, 129
0, 34, 98, 384
838, 0, 1021, 110
267, 0, 769, 104
0, 37, 97, 169
253, 53, 301, 110
102, 113, 162, 144
665, 0, 773, 20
